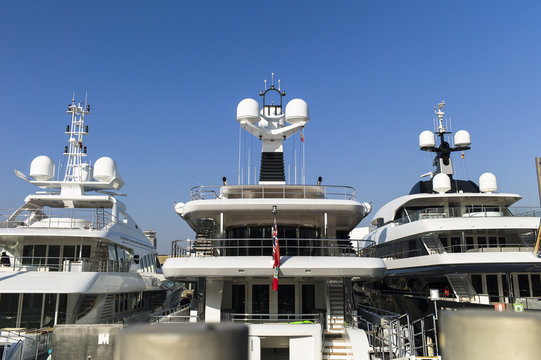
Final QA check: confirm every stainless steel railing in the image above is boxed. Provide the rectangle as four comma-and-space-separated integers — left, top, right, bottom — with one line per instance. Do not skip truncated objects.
0, 255, 132, 272
189, 184, 357, 201
392, 206, 541, 226
170, 238, 375, 257
0, 208, 116, 231
224, 312, 324, 324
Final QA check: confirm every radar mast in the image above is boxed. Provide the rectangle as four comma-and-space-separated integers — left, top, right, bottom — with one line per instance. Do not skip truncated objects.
236, 75, 309, 184
64, 96, 90, 182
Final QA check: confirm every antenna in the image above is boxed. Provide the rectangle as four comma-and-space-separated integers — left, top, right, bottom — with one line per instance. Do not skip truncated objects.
64, 96, 90, 182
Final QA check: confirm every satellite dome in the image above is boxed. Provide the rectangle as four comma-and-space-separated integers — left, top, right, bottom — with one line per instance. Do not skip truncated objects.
454, 130, 471, 148
432, 173, 451, 194
237, 98, 260, 124
285, 99, 309, 125
30, 156, 55, 181
93, 157, 117, 182
419, 130, 436, 149
479, 172, 497, 193
174, 202, 185, 216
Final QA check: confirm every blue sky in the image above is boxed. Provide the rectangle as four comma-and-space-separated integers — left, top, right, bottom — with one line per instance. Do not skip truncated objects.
1, 1, 540, 254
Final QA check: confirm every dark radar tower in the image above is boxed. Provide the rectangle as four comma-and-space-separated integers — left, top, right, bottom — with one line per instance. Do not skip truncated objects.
236, 75, 309, 184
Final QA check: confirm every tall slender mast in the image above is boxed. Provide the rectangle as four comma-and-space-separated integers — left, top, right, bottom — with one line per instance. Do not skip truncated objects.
64, 98, 90, 182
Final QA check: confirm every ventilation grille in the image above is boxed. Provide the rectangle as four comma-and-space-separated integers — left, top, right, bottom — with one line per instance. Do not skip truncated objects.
259, 152, 285, 182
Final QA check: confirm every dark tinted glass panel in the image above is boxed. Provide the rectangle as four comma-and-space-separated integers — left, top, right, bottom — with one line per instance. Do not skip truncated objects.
43, 294, 57, 327
489, 237, 498, 248
466, 237, 474, 251
23, 245, 33, 265
33, 245, 46, 265
252, 285, 269, 314
501, 274, 510, 298
451, 238, 460, 253
477, 237, 487, 248
471, 275, 483, 294
57, 294, 67, 324
63, 246, 75, 260
20, 293, 43, 328
486, 275, 499, 302
47, 245, 60, 270
302, 285, 315, 314
232, 285, 246, 314
518, 274, 531, 297
532, 275, 541, 296
0, 294, 19, 328
278, 285, 295, 314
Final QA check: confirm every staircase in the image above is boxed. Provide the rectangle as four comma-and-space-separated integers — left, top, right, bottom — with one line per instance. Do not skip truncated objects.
327, 279, 345, 334
323, 333, 353, 360
420, 233, 446, 254
446, 273, 477, 299
193, 218, 216, 256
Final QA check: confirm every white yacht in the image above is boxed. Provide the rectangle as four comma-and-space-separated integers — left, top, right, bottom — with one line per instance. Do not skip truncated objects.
163, 81, 387, 360
358, 101, 541, 312
0, 99, 168, 358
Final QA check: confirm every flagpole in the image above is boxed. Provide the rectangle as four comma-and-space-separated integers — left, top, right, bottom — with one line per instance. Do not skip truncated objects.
272, 205, 280, 292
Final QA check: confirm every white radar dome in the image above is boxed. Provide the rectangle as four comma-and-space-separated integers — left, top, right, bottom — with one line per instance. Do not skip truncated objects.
237, 98, 260, 124
285, 98, 309, 125
419, 130, 436, 149
432, 173, 451, 194
174, 202, 185, 216
454, 130, 471, 148
479, 172, 497, 193
30, 155, 55, 181
93, 157, 117, 182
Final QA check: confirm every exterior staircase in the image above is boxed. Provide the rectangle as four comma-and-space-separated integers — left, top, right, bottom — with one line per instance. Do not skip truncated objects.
323, 333, 353, 360
446, 273, 477, 299
420, 233, 446, 254
193, 218, 216, 256
327, 279, 345, 334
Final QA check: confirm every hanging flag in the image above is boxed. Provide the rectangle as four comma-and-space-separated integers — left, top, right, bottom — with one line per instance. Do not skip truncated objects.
461, 151, 464, 159
272, 219, 280, 291
300, 131, 304, 143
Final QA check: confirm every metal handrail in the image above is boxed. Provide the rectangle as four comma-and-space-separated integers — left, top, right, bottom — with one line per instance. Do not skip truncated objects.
0, 208, 116, 231
392, 206, 541, 226
225, 312, 323, 324
363, 242, 537, 260
170, 238, 375, 257
0, 255, 132, 273
189, 184, 357, 201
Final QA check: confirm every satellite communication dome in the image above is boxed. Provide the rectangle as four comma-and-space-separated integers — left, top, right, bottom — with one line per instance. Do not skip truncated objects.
454, 130, 471, 148
419, 130, 436, 149
174, 202, 185, 216
237, 98, 260, 124
285, 99, 309, 125
479, 172, 497, 193
93, 157, 117, 182
432, 173, 451, 194
30, 156, 55, 181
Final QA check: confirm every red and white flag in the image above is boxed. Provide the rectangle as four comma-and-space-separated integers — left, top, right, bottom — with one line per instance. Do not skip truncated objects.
272, 220, 280, 291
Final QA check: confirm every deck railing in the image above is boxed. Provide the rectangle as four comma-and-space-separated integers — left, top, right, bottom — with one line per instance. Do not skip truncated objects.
171, 238, 375, 257
359, 242, 537, 260
393, 206, 541, 226
0, 208, 116, 231
189, 184, 357, 201
0, 255, 132, 272
224, 312, 324, 325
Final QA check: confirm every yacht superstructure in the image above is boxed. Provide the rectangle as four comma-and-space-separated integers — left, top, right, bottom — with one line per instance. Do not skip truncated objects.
359, 102, 541, 312
0, 99, 168, 357
163, 81, 386, 359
